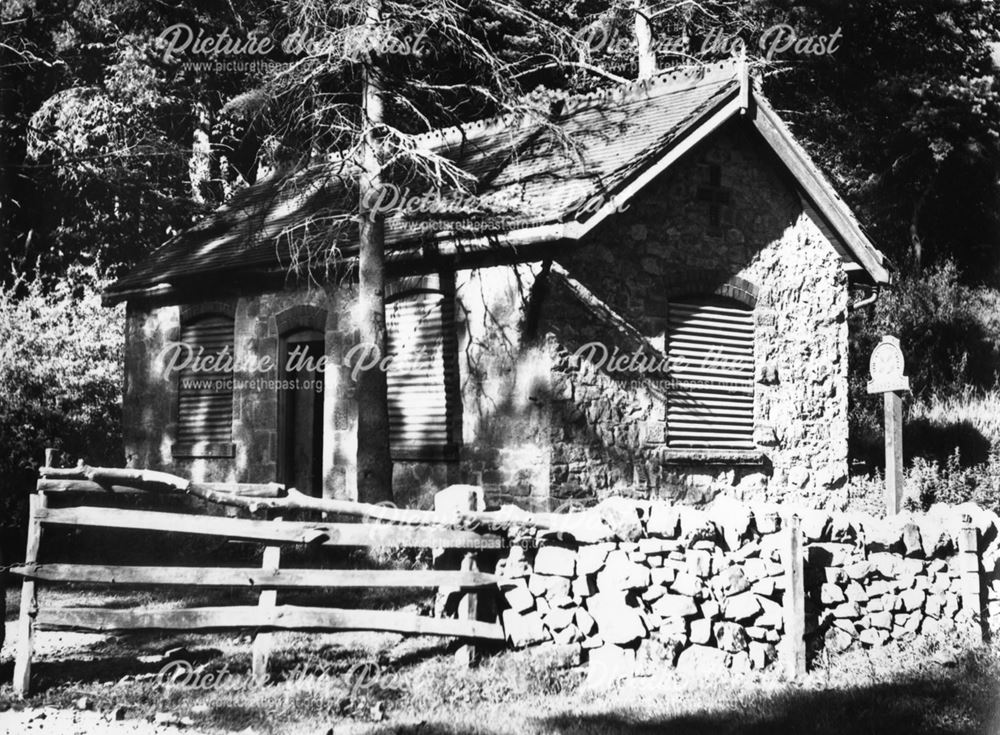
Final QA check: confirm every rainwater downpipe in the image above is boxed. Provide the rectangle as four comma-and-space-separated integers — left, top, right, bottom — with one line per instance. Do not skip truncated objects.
848, 284, 880, 312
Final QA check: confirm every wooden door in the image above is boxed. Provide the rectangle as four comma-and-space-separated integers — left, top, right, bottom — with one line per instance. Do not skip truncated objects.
278, 330, 324, 496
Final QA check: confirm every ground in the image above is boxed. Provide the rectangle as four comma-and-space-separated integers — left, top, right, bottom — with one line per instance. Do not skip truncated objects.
1, 587, 999, 734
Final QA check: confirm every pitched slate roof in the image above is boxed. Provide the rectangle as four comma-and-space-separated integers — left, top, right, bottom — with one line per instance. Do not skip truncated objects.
106, 59, 889, 302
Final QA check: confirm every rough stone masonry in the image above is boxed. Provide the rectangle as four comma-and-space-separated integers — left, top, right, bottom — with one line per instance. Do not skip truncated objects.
122, 125, 861, 513
488, 493, 1000, 677
458, 125, 851, 513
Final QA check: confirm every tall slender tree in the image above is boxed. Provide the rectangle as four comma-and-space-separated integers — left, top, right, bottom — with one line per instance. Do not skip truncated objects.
632, 1, 655, 78
250, 0, 583, 502
355, 0, 392, 502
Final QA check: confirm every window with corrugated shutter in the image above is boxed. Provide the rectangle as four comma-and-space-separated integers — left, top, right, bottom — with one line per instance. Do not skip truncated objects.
666, 296, 754, 449
176, 314, 235, 448
385, 285, 460, 460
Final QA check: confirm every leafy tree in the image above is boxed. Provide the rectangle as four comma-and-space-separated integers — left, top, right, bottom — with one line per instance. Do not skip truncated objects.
848, 261, 1000, 466
1, 0, 283, 280
750, 1, 1000, 282
0, 265, 123, 552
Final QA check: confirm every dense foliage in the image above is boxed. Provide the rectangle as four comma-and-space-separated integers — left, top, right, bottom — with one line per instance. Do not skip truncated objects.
849, 262, 1000, 469
0, 267, 123, 553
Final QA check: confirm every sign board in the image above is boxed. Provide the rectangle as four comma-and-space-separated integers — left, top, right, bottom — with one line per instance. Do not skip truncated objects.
866, 336, 910, 394
868, 335, 908, 516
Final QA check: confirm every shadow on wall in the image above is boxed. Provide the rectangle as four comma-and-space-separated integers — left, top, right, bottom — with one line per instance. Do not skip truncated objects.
467, 261, 775, 506
463, 275, 667, 507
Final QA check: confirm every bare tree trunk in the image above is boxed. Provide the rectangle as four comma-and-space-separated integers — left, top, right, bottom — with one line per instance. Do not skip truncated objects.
189, 97, 212, 203
633, 1, 655, 79
910, 182, 931, 271
356, 0, 393, 504
0, 539, 5, 654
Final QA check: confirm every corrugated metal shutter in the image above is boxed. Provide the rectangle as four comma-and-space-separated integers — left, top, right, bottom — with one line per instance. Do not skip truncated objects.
667, 297, 754, 449
177, 316, 234, 443
385, 290, 459, 459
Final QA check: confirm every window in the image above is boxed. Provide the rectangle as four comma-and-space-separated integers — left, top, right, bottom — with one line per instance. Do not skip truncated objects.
175, 313, 235, 455
385, 277, 460, 460
666, 296, 754, 450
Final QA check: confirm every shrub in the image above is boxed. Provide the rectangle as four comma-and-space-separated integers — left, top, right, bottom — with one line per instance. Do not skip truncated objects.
845, 449, 1000, 517
848, 261, 1000, 468
910, 450, 1000, 514
0, 265, 123, 554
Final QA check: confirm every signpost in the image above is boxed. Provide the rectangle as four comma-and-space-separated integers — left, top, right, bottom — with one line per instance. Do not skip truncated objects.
867, 336, 910, 515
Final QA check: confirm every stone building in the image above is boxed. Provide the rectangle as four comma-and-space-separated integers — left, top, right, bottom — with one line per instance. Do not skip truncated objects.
105, 60, 891, 510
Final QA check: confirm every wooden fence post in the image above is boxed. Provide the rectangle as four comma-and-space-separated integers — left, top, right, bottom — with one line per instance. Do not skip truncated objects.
251, 545, 281, 683
455, 552, 479, 667
782, 513, 806, 679
957, 516, 983, 643
433, 487, 480, 619
13, 493, 46, 697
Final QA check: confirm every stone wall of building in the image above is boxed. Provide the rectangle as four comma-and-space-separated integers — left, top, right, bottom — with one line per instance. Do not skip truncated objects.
123, 285, 342, 491
458, 121, 852, 510
123, 301, 189, 473
124, 281, 461, 503
455, 264, 553, 511
495, 497, 999, 677
123, 122, 856, 511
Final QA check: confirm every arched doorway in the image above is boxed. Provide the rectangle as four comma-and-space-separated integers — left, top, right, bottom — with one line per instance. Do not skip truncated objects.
278, 328, 325, 496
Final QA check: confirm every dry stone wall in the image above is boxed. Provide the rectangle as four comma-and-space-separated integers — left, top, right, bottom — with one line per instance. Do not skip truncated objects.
492, 496, 1000, 675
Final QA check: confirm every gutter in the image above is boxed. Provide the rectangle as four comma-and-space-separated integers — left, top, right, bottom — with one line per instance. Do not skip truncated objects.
102, 224, 571, 306
102, 282, 175, 306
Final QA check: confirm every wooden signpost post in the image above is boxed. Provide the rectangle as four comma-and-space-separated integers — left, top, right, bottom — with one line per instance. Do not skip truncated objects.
867, 336, 910, 516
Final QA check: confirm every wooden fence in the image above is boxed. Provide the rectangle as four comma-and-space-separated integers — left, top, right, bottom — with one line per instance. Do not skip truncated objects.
13, 459, 986, 695
9, 488, 507, 697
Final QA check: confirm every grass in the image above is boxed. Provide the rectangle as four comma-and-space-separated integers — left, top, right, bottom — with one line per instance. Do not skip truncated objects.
848, 387, 1000, 516
4, 390, 1000, 732
909, 387, 1000, 449
2, 587, 1000, 734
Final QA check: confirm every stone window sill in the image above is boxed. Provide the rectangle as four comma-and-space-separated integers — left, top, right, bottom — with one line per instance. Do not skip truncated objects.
659, 448, 765, 466
391, 443, 460, 462
172, 441, 236, 459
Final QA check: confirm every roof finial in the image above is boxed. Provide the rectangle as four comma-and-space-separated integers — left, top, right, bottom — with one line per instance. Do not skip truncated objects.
738, 44, 750, 115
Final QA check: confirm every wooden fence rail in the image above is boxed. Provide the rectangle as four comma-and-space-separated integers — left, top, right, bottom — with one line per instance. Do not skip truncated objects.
11, 564, 499, 589
32, 504, 505, 549
9, 490, 506, 697
35, 606, 506, 638
36, 465, 615, 542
